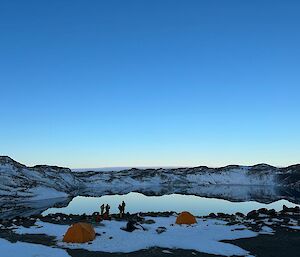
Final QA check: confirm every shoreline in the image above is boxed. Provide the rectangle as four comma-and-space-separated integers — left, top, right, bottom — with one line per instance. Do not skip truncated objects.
1, 206, 300, 256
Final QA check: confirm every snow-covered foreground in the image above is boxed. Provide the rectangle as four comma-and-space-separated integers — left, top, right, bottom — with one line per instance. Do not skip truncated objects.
14, 216, 258, 256
0, 238, 70, 257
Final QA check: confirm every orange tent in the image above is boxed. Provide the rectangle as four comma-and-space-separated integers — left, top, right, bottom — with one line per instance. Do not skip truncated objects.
63, 222, 96, 243
175, 211, 197, 225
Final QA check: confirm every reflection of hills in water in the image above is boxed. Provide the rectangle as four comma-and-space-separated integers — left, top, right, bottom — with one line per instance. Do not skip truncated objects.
0, 197, 72, 219
78, 185, 300, 204
161, 184, 300, 203
2, 186, 300, 219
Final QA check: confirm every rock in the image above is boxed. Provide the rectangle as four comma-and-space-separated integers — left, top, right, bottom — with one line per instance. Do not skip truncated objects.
217, 213, 232, 219
267, 209, 276, 217
156, 226, 167, 234
257, 208, 268, 215
283, 217, 290, 224
283, 205, 288, 212
144, 219, 156, 224
282, 205, 299, 213
247, 210, 259, 219
208, 213, 217, 218
121, 221, 138, 232
236, 212, 245, 217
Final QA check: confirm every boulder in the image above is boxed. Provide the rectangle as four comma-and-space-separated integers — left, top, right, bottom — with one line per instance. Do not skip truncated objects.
208, 213, 217, 218
156, 226, 167, 234
257, 208, 268, 215
235, 212, 245, 218
247, 210, 259, 219
267, 209, 276, 217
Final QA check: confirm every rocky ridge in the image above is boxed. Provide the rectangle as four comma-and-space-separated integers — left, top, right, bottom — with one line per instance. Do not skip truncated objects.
1, 156, 300, 203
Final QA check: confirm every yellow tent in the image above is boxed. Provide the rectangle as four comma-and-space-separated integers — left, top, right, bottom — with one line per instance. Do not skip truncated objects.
175, 211, 197, 225
63, 222, 96, 243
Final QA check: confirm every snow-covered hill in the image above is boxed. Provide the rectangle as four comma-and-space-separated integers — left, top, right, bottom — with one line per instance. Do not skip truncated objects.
1, 156, 300, 203
0, 156, 78, 201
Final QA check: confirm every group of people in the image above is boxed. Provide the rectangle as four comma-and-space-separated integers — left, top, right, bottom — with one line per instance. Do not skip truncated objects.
96, 201, 144, 232
100, 203, 111, 217
99, 201, 126, 219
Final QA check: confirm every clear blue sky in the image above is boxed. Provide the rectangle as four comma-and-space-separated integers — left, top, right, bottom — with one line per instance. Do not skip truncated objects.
1, 0, 299, 168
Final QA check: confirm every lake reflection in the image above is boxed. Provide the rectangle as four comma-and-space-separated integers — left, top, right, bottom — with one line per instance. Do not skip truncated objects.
43, 192, 300, 216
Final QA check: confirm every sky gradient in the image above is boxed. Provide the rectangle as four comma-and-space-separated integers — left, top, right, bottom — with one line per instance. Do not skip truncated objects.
1, 0, 300, 168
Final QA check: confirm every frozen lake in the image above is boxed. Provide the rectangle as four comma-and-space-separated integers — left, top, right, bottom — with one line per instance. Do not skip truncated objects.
43, 192, 300, 216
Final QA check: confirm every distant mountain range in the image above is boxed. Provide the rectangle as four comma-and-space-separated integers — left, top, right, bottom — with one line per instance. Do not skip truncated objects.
1, 156, 300, 203
72, 166, 182, 172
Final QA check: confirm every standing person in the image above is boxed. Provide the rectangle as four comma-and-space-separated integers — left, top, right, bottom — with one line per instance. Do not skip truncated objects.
121, 201, 126, 215
100, 204, 105, 215
118, 204, 123, 218
105, 204, 110, 216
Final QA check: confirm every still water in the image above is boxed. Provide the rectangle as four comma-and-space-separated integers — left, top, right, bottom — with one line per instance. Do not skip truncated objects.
43, 192, 300, 216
